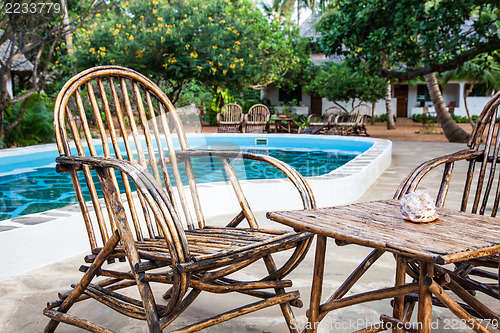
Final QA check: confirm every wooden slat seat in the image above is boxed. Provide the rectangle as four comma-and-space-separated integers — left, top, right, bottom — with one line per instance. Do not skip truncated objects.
43, 66, 315, 333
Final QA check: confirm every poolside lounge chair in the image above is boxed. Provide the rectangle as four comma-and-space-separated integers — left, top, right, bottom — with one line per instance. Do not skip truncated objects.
217, 103, 243, 132
244, 104, 270, 133
394, 90, 500, 314
333, 103, 371, 136
43, 66, 315, 333
304, 107, 343, 134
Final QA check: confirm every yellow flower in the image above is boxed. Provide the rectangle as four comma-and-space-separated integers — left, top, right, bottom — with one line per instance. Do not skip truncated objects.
211, 67, 217, 73
193, 7, 198, 10
209, 61, 214, 65
152, 0, 158, 4
129, 35, 134, 40
228, 1, 232, 4
140, 16, 144, 19
221, 20, 226, 23
249, 54, 253, 58
136, 50, 144, 58
223, 70, 227, 74
218, 62, 222, 66
153, 9, 157, 13
230, 64, 235, 69
235, 41, 241, 45
150, 40, 156, 46
116, 24, 121, 28
110, 59, 115, 64
240, 63, 244, 66
219, 54, 222, 57
158, 23, 163, 28
190, 52, 198, 58
96, 13, 100, 17
89, 47, 95, 54
197, 65, 202, 70
100, 46, 106, 51
208, 17, 213, 21
239, 58, 243, 62
185, 44, 190, 49
158, 17, 163, 21
233, 58, 239, 62
163, 63, 168, 69
113, 29, 119, 35
212, 45, 217, 49
132, 24, 136, 28
101, 52, 106, 56
233, 29, 237, 34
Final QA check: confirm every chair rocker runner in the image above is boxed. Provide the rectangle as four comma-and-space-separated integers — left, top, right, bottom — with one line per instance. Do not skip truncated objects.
43, 66, 316, 333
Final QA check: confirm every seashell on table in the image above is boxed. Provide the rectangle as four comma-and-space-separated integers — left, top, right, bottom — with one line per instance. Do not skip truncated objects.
399, 191, 439, 223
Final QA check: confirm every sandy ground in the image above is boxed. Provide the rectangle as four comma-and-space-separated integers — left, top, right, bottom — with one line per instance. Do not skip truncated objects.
1, 123, 498, 333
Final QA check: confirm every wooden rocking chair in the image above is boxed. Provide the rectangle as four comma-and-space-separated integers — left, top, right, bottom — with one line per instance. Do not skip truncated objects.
394, 90, 500, 315
244, 104, 270, 133
43, 66, 315, 333
217, 103, 243, 132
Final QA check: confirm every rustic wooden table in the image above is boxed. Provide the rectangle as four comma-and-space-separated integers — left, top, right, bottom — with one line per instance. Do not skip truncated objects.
268, 200, 500, 333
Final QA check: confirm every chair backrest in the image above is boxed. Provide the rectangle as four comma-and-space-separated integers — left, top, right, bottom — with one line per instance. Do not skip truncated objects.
247, 104, 270, 123
352, 103, 371, 124
396, 90, 500, 216
54, 66, 206, 251
324, 107, 343, 118
220, 103, 243, 123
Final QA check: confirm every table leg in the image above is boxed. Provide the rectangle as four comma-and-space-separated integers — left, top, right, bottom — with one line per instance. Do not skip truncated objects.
307, 235, 327, 333
393, 255, 407, 333
418, 261, 434, 333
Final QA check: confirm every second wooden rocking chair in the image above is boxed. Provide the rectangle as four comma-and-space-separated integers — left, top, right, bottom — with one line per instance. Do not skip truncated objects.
43, 66, 315, 333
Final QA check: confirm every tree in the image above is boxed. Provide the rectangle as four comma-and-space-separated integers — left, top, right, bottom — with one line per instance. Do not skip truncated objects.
72, 0, 310, 104
442, 54, 500, 126
0, 0, 104, 143
303, 62, 386, 111
318, 0, 500, 142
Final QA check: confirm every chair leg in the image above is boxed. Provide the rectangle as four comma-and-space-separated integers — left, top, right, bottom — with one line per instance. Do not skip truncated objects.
44, 230, 121, 333
263, 255, 300, 333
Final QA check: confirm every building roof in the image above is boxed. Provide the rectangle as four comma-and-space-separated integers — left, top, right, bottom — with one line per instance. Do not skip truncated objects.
0, 32, 34, 75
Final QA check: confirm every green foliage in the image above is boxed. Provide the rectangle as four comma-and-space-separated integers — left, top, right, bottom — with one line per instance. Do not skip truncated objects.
2, 92, 55, 147
374, 113, 396, 122
71, 0, 310, 102
303, 62, 386, 103
318, 0, 500, 80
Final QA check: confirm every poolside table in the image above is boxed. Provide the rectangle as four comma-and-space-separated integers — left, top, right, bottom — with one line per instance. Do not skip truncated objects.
267, 200, 500, 333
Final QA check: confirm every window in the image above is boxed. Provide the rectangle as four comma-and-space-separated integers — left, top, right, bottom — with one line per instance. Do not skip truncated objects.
279, 86, 302, 103
417, 85, 431, 102
465, 83, 493, 97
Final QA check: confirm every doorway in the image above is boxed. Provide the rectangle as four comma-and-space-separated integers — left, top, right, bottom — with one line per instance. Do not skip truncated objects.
311, 94, 322, 115
394, 85, 408, 118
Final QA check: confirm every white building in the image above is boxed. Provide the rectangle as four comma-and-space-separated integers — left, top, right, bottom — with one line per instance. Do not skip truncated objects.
262, 15, 493, 118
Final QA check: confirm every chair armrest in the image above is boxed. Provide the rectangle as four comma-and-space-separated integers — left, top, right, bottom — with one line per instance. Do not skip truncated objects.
394, 148, 482, 199
56, 155, 189, 261
216, 113, 222, 124
177, 150, 316, 210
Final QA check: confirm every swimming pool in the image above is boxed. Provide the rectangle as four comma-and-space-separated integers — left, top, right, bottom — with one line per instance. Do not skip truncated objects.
0, 134, 373, 221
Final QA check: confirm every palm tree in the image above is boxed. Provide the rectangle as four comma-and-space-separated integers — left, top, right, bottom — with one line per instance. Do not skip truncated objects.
442, 55, 500, 126
425, 73, 470, 143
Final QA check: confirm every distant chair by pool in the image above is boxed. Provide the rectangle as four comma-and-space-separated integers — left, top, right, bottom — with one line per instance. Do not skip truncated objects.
217, 103, 243, 132
305, 106, 343, 134
244, 104, 270, 133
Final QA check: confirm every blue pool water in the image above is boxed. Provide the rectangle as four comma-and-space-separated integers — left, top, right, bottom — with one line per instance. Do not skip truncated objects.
0, 134, 372, 220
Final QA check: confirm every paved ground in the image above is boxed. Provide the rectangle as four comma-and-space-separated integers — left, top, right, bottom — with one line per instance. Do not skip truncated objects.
1, 139, 498, 332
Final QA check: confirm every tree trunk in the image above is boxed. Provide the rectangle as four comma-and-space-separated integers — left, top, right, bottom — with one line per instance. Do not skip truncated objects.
385, 82, 395, 129
463, 83, 475, 128
61, 0, 74, 55
424, 73, 470, 143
